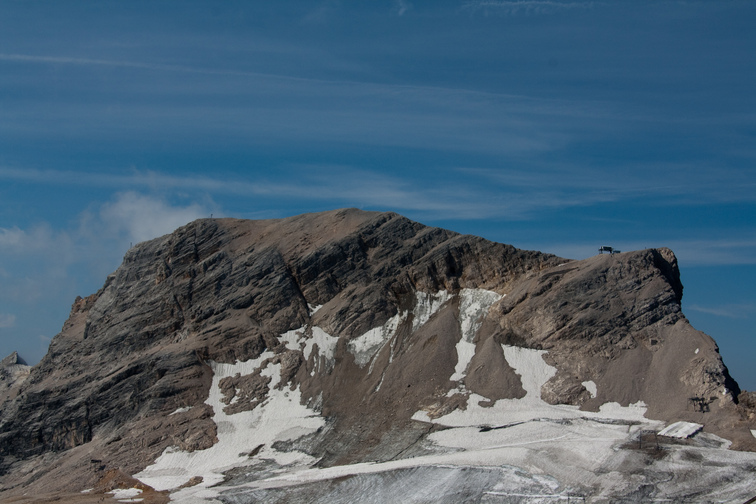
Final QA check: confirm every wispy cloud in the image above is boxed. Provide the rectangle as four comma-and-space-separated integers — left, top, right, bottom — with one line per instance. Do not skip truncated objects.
0, 314, 16, 329
687, 303, 756, 319
463, 0, 599, 16
0, 166, 607, 222
0, 223, 75, 262
393, 0, 413, 16
6, 49, 739, 164
98, 192, 211, 244
669, 239, 756, 266
1, 162, 753, 226
0, 193, 212, 305
0, 53, 281, 80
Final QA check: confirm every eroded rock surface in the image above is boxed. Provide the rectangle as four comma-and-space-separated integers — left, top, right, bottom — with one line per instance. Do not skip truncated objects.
0, 209, 754, 502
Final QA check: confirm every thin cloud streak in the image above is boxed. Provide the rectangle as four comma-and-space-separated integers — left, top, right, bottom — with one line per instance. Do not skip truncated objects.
687, 303, 756, 320
1, 165, 753, 223
0, 52, 640, 122
0, 314, 16, 329
0, 167, 642, 221
463, 0, 600, 16
4, 52, 743, 162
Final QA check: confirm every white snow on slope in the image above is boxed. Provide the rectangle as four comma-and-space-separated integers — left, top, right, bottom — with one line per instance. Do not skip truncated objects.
281, 326, 339, 363
348, 313, 404, 368
135, 353, 324, 495
183, 426, 756, 504
413, 344, 650, 427
130, 289, 756, 503
582, 380, 597, 398
411, 290, 453, 332
659, 421, 703, 439
348, 290, 453, 369
168, 406, 192, 416
502, 344, 556, 400
450, 289, 502, 382
108, 487, 143, 502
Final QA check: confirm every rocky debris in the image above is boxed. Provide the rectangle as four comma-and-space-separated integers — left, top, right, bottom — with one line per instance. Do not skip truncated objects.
218, 370, 272, 415
0, 208, 753, 501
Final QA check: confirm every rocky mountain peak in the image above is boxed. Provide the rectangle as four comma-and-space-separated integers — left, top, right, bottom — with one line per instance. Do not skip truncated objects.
0, 209, 754, 503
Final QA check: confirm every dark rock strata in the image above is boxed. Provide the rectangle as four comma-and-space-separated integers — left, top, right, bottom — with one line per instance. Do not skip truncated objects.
0, 208, 752, 497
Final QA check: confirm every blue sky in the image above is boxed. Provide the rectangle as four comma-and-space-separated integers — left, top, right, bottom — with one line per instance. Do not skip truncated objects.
1, 1, 754, 388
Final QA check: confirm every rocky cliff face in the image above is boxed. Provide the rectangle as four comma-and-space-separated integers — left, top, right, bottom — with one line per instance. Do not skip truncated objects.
0, 352, 30, 404
0, 209, 754, 503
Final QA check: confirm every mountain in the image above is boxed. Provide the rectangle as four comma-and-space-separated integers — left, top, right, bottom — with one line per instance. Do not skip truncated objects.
0, 352, 30, 400
1, 208, 754, 503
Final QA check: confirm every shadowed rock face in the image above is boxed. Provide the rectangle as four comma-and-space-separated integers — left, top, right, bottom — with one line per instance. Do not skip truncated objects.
0, 208, 753, 500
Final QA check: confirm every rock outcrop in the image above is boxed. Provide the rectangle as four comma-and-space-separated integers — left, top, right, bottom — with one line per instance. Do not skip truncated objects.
0, 352, 30, 404
0, 209, 753, 503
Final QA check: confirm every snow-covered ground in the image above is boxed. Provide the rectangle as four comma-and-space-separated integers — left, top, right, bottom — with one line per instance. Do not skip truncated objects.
659, 421, 703, 439
134, 353, 325, 497
108, 487, 143, 502
347, 290, 456, 370
450, 289, 503, 382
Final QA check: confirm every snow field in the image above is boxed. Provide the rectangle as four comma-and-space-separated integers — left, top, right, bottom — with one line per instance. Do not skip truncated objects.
131, 287, 756, 502
450, 289, 503, 382
281, 326, 339, 362
659, 421, 703, 439
347, 313, 404, 368
347, 290, 456, 370
501, 345, 556, 400
414, 342, 651, 428
108, 487, 143, 502
411, 290, 453, 332
402, 341, 693, 500
581, 380, 597, 398
134, 353, 326, 497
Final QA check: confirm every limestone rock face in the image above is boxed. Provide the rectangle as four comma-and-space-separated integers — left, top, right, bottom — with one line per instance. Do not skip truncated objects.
0, 352, 30, 402
0, 209, 753, 503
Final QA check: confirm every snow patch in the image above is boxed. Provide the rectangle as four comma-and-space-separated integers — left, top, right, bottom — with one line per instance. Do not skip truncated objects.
412, 290, 452, 332
304, 327, 339, 361
347, 290, 454, 370
413, 345, 651, 428
450, 289, 502, 381
751, 430, 756, 440
308, 303, 323, 316
695, 348, 699, 354
281, 326, 339, 365
659, 421, 703, 439
348, 313, 404, 368
169, 406, 192, 416
502, 344, 556, 400
450, 340, 477, 383
135, 354, 325, 496
108, 488, 143, 502
582, 380, 597, 399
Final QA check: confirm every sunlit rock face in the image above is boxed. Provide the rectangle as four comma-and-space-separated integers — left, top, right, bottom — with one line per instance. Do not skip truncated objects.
1, 208, 754, 503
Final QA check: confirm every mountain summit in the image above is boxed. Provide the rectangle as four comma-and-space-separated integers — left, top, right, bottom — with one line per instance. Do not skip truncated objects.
1, 209, 754, 503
